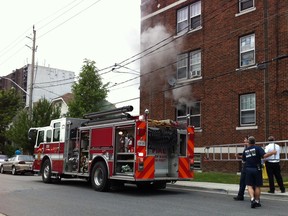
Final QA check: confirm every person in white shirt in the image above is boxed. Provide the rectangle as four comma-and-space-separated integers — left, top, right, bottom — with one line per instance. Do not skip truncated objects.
264, 136, 285, 193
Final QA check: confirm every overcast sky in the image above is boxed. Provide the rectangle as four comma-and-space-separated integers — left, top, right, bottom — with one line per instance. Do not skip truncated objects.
0, 0, 141, 114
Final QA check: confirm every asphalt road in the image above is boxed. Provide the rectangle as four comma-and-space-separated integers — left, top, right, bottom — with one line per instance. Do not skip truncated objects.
0, 174, 287, 216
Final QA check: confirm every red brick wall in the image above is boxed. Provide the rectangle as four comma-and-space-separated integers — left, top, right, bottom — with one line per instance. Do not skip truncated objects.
140, 0, 288, 154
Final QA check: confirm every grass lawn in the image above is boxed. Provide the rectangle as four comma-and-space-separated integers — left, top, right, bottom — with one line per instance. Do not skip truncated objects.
193, 171, 240, 184
193, 171, 288, 186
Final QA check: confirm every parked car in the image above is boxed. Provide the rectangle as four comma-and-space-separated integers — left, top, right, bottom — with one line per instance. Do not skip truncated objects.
0, 155, 34, 175
0, 154, 8, 167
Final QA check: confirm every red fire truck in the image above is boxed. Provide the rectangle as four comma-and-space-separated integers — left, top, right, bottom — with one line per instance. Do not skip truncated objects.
29, 106, 194, 192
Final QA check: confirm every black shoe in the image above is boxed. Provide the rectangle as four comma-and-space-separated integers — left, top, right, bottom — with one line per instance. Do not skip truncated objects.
233, 196, 244, 201
255, 202, 261, 207
281, 190, 285, 193
251, 200, 257, 208
267, 190, 275, 193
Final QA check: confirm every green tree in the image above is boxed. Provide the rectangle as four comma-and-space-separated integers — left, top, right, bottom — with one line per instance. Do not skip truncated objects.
32, 97, 60, 127
5, 109, 30, 154
68, 59, 109, 117
0, 89, 23, 153
5, 98, 60, 154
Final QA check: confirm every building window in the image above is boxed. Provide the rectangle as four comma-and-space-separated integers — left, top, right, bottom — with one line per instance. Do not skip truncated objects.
177, 7, 188, 33
240, 34, 255, 67
177, 53, 188, 80
177, 101, 201, 128
177, 50, 201, 80
239, 0, 254, 12
189, 50, 201, 78
177, 1, 201, 34
190, 1, 201, 29
240, 93, 256, 126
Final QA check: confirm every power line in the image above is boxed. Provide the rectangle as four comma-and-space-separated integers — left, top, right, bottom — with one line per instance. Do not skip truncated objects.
38, 0, 103, 39
36, 0, 83, 31
0, 0, 85, 63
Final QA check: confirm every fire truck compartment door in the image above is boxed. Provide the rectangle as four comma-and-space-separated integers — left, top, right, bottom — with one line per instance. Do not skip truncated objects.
91, 128, 113, 147
153, 149, 169, 176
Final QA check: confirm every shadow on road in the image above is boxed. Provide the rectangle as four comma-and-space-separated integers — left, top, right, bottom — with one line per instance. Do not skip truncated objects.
31, 176, 186, 196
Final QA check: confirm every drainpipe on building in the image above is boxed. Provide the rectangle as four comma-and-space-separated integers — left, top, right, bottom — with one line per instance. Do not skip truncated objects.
263, 0, 269, 140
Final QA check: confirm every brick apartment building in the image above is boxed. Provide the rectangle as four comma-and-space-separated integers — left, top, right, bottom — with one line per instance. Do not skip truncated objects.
140, 0, 288, 172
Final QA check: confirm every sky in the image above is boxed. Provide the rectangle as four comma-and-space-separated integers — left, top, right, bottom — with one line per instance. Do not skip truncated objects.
0, 0, 141, 115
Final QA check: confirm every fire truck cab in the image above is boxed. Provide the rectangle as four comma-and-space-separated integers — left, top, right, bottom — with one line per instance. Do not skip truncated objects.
30, 106, 195, 192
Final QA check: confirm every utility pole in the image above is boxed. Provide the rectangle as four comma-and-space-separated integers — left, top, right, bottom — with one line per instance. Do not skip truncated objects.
28, 26, 36, 119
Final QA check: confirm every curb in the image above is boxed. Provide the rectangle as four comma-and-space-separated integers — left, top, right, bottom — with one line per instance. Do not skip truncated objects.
168, 183, 232, 194
168, 182, 287, 199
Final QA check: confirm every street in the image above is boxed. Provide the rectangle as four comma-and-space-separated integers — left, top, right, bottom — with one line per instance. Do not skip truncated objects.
0, 174, 287, 216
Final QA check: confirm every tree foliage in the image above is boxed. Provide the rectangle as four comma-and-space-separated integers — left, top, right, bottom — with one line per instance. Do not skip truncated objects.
68, 59, 110, 118
0, 89, 23, 152
32, 97, 60, 127
5, 98, 60, 154
5, 109, 31, 154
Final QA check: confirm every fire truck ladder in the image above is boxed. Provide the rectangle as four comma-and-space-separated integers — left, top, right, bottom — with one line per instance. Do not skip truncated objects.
204, 140, 288, 161
82, 105, 134, 126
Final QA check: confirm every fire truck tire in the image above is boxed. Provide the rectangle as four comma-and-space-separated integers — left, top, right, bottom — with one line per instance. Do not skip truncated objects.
91, 161, 110, 192
42, 160, 52, 183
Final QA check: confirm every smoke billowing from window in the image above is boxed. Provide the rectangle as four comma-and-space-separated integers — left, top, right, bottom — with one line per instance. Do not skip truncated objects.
140, 24, 194, 109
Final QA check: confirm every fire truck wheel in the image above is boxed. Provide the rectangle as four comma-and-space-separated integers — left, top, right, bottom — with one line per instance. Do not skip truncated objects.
42, 160, 52, 183
91, 161, 110, 192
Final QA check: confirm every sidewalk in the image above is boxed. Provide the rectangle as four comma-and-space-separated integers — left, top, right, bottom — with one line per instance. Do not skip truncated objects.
171, 181, 288, 199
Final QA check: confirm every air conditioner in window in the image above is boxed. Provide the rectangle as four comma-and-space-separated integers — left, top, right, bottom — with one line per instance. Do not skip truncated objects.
190, 70, 201, 78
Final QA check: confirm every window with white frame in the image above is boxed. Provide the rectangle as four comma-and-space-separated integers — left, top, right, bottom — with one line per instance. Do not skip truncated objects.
190, 1, 201, 29
239, 0, 254, 12
177, 50, 201, 80
177, 53, 188, 80
189, 50, 201, 78
240, 93, 256, 126
177, 7, 188, 33
240, 34, 255, 67
176, 101, 201, 128
177, 1, 201, 34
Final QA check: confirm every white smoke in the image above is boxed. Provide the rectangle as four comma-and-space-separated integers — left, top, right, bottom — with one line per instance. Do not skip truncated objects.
141, 24, 179, 75
140, 24, 193, 108
172, 85, 195, 108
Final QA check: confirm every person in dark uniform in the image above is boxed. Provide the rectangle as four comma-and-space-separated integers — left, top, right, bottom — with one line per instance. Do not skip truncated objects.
233, 136, 249, 201
264, 136, 285, 193
242, 136, 277, 208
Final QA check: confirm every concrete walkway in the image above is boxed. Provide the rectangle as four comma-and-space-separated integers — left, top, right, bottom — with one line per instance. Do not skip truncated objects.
172, 181, 288, 198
